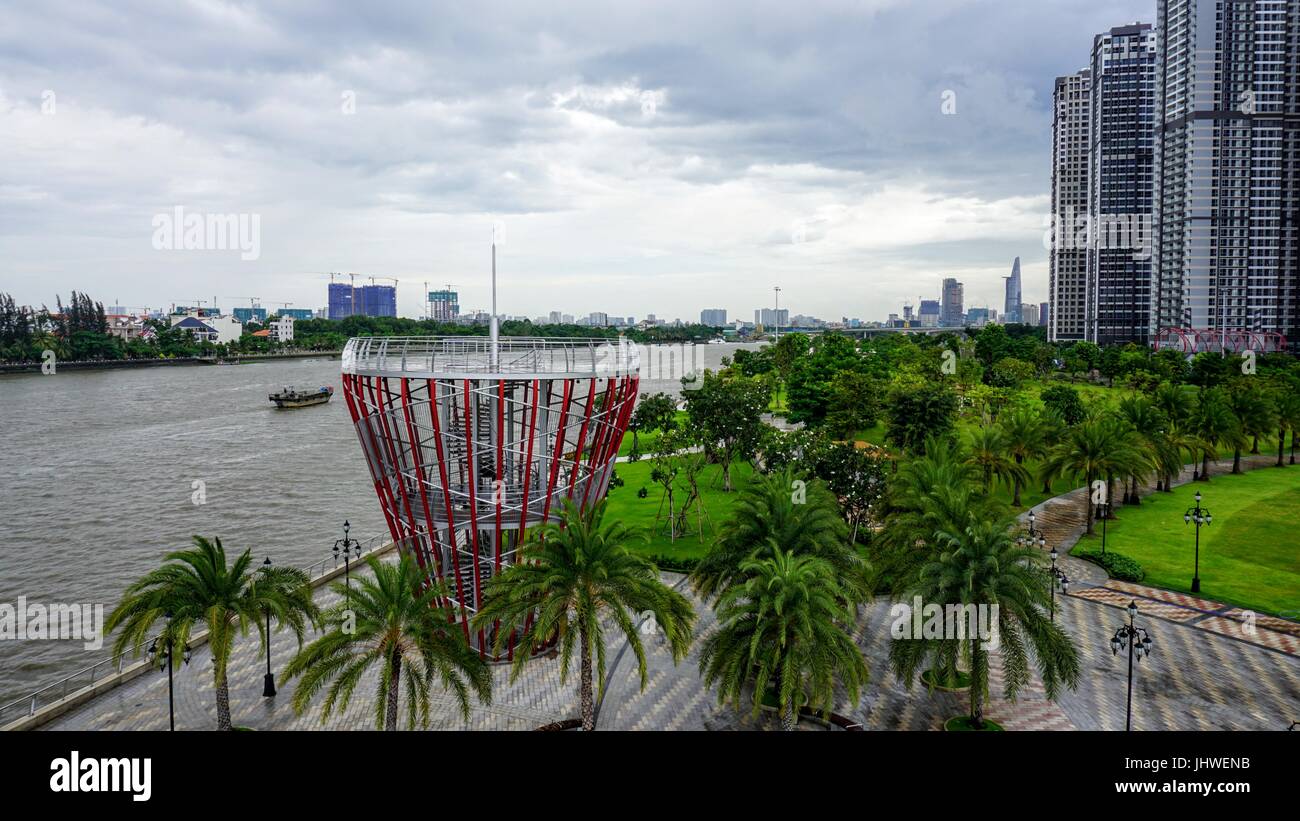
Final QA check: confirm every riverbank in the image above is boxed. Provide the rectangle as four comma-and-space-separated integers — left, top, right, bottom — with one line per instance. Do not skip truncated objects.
0, 350, 341, 374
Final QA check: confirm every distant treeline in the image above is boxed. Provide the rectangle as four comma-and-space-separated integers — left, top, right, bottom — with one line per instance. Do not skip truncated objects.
0, 292, 721, 363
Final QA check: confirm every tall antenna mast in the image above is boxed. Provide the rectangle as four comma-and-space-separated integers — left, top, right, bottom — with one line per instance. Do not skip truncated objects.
490, 225, 500, 370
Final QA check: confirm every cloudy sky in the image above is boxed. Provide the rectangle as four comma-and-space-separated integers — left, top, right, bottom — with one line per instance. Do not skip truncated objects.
0, 0, 1148, 322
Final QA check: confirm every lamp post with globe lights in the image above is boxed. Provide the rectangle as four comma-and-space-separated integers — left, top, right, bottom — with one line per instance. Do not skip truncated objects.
1109, 600, 1153, 732
1184, 491, 1211, 593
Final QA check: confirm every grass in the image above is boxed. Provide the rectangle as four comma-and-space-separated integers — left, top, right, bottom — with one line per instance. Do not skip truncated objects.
1073, 466, 1300, 616
607, 458, 751, 561
617, 411, 688, 457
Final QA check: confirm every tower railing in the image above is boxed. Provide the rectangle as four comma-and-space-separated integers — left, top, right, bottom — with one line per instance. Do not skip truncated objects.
342, 336, 639, 378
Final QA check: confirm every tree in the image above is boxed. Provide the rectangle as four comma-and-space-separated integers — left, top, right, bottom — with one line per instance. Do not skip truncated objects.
884, 380, 958, 455
786, 332, 864, 426
1274, 383, 1300, 466
107, 536, 319, 731
824, 369, 882, 439
1039, 417, 1141, 534
997, 408, 1047, 507
1040, 384, 1086, 425
474, 500, 695, 731
692, 467, 868, 603
965, 426, 1029, 497
1192, 388, 1242, 480
285, 554, 491, 730
770, 332, 811, 381
699, 551, 868, 729
1224, 380, 1276, 468
1116, 396, 1165, 503
628, 392, 677, 455
889, 504, 1080, 730
988, 356, 1035, 389
682, 370, 770, 491
763, 430, 888, 542
1153, 381, 1194, 426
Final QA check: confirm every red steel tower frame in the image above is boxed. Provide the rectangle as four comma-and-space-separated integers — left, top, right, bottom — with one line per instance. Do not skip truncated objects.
340, 336, 639, 657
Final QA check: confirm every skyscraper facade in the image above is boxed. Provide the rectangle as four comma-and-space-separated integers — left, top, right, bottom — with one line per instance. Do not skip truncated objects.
1152, 0, 1300, 347
1003, 257, 1022, 323
1087, 22, 1157, 346
1050, 69, 1091, 341
940, 277, 964, 326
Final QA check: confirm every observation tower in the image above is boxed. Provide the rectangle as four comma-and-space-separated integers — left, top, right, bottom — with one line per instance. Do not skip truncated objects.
340, 334, 640, 655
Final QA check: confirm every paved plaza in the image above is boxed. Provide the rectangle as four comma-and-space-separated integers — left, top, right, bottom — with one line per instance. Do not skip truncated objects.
35, 454, 1300, 732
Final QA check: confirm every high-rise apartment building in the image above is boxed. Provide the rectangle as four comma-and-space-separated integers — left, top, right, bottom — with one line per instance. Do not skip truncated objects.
1087, 23, 1157, 346
328, 282, 397, 320
1152, 0, 1300, 347
754, 308, 789, 328
700, 308, 728, 326
1050, 69, 1091, 341
428, 289, 459, 322
940, 277, 964, 326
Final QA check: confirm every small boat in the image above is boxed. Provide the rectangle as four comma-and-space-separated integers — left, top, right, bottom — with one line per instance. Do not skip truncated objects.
269, 385, 334, 408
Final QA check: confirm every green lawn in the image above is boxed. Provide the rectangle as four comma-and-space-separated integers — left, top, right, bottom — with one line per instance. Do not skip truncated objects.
1074, 466, 1300, 616
617, 411, 688, 457
606, 459, 750, 562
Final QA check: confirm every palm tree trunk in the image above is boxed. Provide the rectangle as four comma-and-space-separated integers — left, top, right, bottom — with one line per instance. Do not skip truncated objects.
385, 654, 401, 731
1278, 432, 1286, 467
1012, 455, 1023, 507
1251, 434, 1260, 455
1083, 473, 1094, 535
1202, 452, 1211, 480
968, 638, 984, 730
216, 669, 232, 731
1232, 447, 1242, 474
579, 622, 595, 731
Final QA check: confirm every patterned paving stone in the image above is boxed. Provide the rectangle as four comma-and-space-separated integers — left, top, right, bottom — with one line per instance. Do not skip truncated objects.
1071, 587, 1205, 623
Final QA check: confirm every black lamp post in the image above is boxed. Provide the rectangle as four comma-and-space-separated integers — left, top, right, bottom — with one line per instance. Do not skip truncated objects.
1018, 510, 1046, 551
1094, 500, 1111, 555
1048, 546, 1070, 621
147, 614, 192, 732
1184, 491, 1212, 593
333, 519, 362, 606
1109, 600, 1153, 732
261, 556, 276, 697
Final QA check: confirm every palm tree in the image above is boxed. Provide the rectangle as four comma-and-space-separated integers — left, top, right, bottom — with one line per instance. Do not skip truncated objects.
966, 425, 1030, 500
699, 550, 868, 729
1116, 396, 1165, 504
1039, 417, 1139, 534
1153, 381, 1193, 427
473, 499, 695, 731
999, 407, 1047, 507
691, 467, 866, 602
889, 503, 1080, 729
1225, 381, 1275, 469
1274, 386, 1300, 467
107, 536, 318, 731
285, 554, 490, 730
1192, 388, 1242, 480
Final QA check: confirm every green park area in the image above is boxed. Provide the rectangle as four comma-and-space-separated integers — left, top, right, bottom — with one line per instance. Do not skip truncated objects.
1074, 468, 1300, 616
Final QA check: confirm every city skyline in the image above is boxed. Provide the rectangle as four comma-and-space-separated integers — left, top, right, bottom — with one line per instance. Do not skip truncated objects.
2, 0, 1149, 321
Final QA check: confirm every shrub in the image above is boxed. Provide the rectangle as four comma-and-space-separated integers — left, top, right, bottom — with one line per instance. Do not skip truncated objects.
1074, 548, 1145, 582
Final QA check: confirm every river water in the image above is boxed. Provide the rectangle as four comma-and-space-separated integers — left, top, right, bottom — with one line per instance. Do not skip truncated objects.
0, 342, 757, 704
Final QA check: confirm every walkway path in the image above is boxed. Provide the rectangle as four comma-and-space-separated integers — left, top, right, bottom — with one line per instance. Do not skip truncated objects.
1024, 452, 1299, 660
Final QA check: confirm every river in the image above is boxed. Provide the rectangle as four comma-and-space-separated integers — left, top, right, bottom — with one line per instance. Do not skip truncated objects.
0, 341, 758, 704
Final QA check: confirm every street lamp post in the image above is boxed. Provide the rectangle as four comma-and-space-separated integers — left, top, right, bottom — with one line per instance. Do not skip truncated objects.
261, 556, 276, 697
333, 519, 362, 606
1095, 500, 1111, 555
1183, 491, 1212, 593
1109, 600, 1153, 732
1018, 510, 1046, 551
1048, 546, 1070, 621
147, 614, 192, 732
